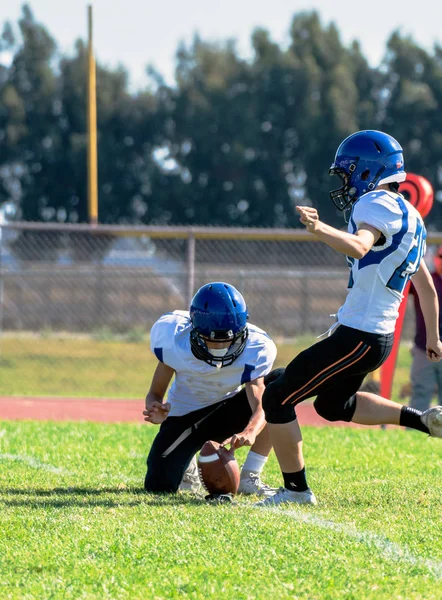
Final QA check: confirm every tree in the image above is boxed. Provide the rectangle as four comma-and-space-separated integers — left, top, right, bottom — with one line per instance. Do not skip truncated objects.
1, 5, 442, 231
379, 32, 442, 227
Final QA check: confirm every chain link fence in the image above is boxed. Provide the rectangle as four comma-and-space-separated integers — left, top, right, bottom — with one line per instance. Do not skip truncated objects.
1, 222, 358, 337
1, 222, 439, 397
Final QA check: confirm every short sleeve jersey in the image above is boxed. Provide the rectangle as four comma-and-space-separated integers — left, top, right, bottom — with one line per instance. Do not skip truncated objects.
150, 310, 277, 416
337, 190, 426, 334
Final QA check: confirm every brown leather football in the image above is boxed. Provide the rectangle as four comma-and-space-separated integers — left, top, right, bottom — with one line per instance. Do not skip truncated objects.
197, 440, 240, 495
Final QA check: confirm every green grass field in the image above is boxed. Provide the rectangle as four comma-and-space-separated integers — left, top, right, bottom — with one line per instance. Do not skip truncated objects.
0, 421, 441, 599
1, 334, 441, 598
0, 334, 414, 400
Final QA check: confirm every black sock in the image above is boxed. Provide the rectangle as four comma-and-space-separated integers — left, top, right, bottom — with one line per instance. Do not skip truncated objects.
399, 406, 429, 434
282, 467, 308, 492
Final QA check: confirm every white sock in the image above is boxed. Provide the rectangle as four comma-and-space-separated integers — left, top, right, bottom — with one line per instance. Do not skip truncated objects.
241, 451, 268, 476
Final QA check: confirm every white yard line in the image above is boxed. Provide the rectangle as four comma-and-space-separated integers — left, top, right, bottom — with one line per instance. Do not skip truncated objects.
0, 453, 66, 474
251, 506, 442, 580
0, 452, 139, 485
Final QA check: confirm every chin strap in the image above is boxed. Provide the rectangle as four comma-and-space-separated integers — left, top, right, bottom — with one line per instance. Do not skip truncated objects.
343, 205, 353, 224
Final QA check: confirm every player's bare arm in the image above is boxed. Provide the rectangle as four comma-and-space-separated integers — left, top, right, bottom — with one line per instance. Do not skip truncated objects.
143, 361, 175, 424
227, 377, 266, 450
296, 206, 380, 259
411, 261, 442, 361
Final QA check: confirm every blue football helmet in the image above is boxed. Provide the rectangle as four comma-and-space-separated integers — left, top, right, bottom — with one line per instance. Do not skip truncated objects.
329, 130, 406, 211
189, 282, 249, 367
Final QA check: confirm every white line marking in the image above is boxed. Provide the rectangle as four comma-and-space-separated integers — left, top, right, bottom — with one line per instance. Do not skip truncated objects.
128, 452, 145, 459
250, 507, 442, 580
0, 453, 65, 474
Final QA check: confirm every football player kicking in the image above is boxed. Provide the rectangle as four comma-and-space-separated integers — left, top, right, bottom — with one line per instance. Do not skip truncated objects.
143, 281, 316, 503
257, 130, 442, 506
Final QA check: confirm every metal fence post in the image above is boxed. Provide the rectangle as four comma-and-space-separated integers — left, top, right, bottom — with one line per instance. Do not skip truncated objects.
94, 259, 104, 329
186, 231, 196, 307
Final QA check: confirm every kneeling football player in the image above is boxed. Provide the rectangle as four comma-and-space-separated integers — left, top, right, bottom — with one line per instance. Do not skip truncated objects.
143, 281, 316, 503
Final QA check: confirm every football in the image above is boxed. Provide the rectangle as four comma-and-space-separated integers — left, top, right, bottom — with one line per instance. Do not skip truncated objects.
197, 440, 240, 495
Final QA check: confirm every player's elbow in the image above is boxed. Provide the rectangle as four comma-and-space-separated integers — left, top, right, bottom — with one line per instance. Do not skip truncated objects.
351, 228, 376, 259
351, 238, 373, 260
414, 281, 438, 304
348, 245, 369, 260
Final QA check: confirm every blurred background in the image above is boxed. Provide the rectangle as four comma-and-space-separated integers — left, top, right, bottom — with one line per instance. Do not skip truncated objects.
1, 1, 441, 398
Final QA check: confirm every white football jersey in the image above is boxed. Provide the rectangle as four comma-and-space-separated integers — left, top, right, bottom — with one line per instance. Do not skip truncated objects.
337, 189, 426, 334
150, 310, 277, 416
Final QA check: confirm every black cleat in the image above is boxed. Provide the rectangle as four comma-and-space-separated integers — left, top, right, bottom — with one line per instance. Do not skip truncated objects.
205, 493, 235, 504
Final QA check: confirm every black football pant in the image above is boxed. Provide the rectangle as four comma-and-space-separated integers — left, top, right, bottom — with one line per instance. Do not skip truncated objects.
262, 325, 394, 424
144, 368, 286, 492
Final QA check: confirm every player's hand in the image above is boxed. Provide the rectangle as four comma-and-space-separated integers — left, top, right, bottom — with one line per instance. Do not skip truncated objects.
426, 340, 442, 362
296, 205, 320, 233
143, 400, 171, 424
222, 429, 257, 451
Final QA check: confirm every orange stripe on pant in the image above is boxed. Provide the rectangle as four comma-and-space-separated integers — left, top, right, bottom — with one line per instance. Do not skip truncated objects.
281, 342, 364, 406
289, 345, 371, 405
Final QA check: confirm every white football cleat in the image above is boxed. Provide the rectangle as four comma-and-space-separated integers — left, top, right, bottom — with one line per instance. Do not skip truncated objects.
179, 456, 202, 492
238, 472, 278, 497
255, 486, 317, 506
421, 406, 442, 438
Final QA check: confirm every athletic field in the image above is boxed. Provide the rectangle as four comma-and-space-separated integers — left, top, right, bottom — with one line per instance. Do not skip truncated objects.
1, 336, 441, 599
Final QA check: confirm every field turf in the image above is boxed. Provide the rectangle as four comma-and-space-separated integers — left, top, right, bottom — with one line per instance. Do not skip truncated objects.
0, 421, 441, 599
1, 335, 441, 598
0, 334, 413, 401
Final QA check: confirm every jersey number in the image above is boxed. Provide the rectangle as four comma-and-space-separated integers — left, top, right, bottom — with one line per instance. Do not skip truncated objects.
387, 221, 426, 293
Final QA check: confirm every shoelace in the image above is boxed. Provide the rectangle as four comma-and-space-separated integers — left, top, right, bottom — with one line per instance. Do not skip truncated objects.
248, 473, 274, 491
183, 471, 201, 483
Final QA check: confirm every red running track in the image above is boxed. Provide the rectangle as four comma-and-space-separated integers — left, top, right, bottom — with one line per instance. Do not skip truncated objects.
0, 396, 372, 427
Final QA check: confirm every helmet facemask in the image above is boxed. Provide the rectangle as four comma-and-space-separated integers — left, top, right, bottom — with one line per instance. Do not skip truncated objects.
190, 326, 248, 368
330, 162, 390, 211
329, 165, 357, 211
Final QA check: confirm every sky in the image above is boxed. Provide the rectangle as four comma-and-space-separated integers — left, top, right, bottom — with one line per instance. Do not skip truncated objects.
1, 1, 442, 91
